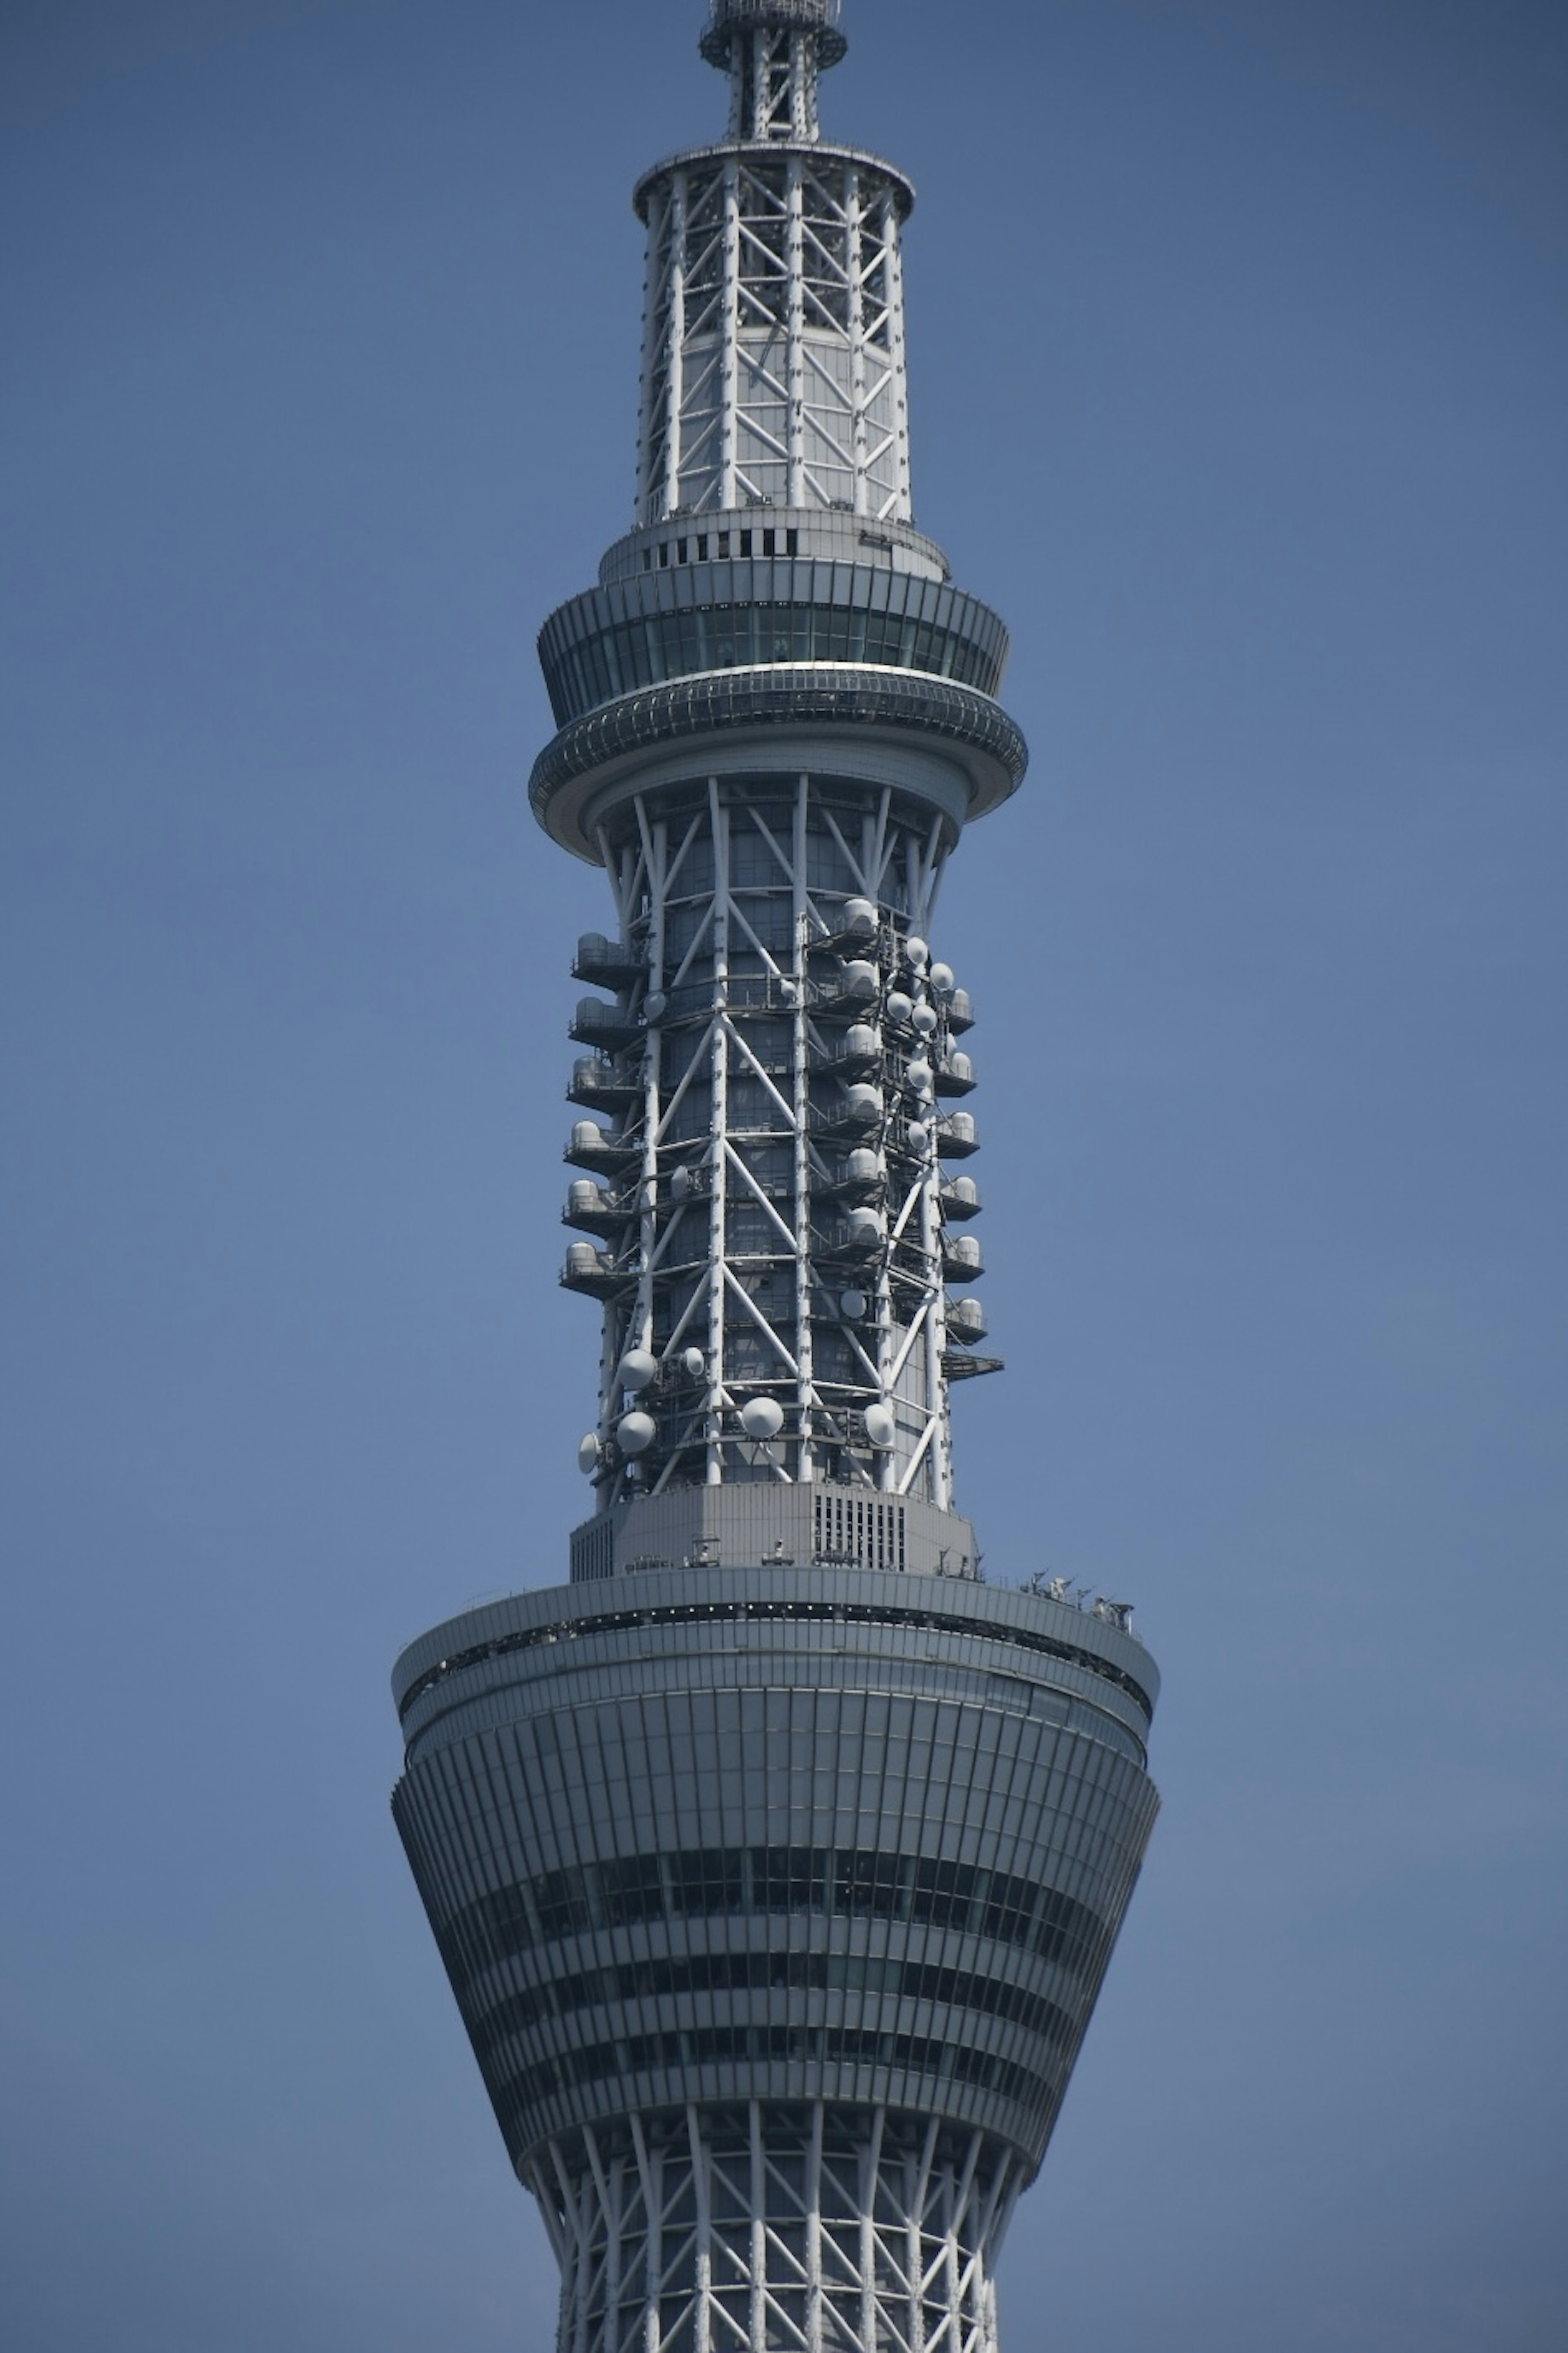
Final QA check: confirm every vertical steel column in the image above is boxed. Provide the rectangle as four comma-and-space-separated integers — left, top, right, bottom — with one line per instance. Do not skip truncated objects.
719, 156, 742, 511
846, 165, 869, 516
662, 171, 688, 519
883, 187, 912, 519
858, 2105, 884, 2351
804, 2100, 825, 2353
791, 773, 815, 1483
747, 2099, 767, 2351
688, 2105, 713, 2353
749, 33, 769, 145
791, 30, 818, 140
786, 155, 806, 508
705, 781, 730, 1482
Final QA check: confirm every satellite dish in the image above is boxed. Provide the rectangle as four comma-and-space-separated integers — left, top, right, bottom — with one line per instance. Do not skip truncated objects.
670, 1164, 691, 1201
906, 1057, 933, 1095
644, 989, 667, 1023
885, 990, 913, 1025
863, 1402, 896, 1449
906, 1121, 929, 1152
617, 1410, 657, 1455
929, 961, 954, 994
681, 1346, 706, 1379
619, 1347, 657, 1392
905, 935, 929, 968
911, 1001, 938, 1035
577, 1433, 601, 1474
839, 1288, 868, 1318
740, 1396, 784, 1440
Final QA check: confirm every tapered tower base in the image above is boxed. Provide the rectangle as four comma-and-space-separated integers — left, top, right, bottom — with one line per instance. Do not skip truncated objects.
532, 2103, 1013, 2353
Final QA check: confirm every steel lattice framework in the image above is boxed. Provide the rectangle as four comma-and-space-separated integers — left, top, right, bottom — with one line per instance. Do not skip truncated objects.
527, 2104, 1016, 2353
390, 11, 1160, 2352
565, 773, 977, 1513
636, 141, 912, 524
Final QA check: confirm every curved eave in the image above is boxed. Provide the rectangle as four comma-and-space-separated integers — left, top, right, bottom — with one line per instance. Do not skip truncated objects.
528, 664, 1029, 862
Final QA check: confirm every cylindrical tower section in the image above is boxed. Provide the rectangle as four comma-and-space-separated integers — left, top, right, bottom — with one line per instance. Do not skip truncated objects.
637, 145, 912, 524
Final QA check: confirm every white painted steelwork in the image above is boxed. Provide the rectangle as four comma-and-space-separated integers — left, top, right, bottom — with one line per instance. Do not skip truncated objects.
526, 2102, 1017, 2353
565, 771, 981, 1513
636, 3, 911, 523
391, 11, 1159, 2353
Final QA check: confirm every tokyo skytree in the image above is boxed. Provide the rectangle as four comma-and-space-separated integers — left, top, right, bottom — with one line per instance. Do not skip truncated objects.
390, 8, 1160, 2348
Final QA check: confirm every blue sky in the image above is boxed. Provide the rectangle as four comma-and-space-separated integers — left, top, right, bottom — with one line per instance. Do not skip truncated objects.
2, 2, 1565, 2347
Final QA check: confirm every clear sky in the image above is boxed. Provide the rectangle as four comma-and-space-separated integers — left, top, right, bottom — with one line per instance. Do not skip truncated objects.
2, 2, 1565, 2347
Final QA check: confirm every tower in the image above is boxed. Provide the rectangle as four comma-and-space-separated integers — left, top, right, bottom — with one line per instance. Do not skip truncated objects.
390, 8, 1159, 2349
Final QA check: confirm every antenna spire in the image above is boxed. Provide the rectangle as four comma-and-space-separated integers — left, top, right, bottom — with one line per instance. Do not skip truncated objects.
700, 0, 847, 142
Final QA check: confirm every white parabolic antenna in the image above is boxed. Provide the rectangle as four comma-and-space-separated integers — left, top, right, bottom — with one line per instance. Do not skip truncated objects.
740, 1396, 784, 1440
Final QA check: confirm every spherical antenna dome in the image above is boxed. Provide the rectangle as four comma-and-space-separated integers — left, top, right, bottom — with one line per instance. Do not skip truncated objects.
619, 1347, 658, 1392
740, 1396, 785, 1440
863, 1402, 896, 1450
617, 1410, 657, 1455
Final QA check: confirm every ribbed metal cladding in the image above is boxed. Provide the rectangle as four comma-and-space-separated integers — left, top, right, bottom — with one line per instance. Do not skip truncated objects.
392, 1568, 1158, 2183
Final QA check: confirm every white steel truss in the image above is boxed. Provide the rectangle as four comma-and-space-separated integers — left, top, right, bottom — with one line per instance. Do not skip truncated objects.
563, 773, 983, 1515
525, 2101, 1020, 2353
637, 45, 912, 525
